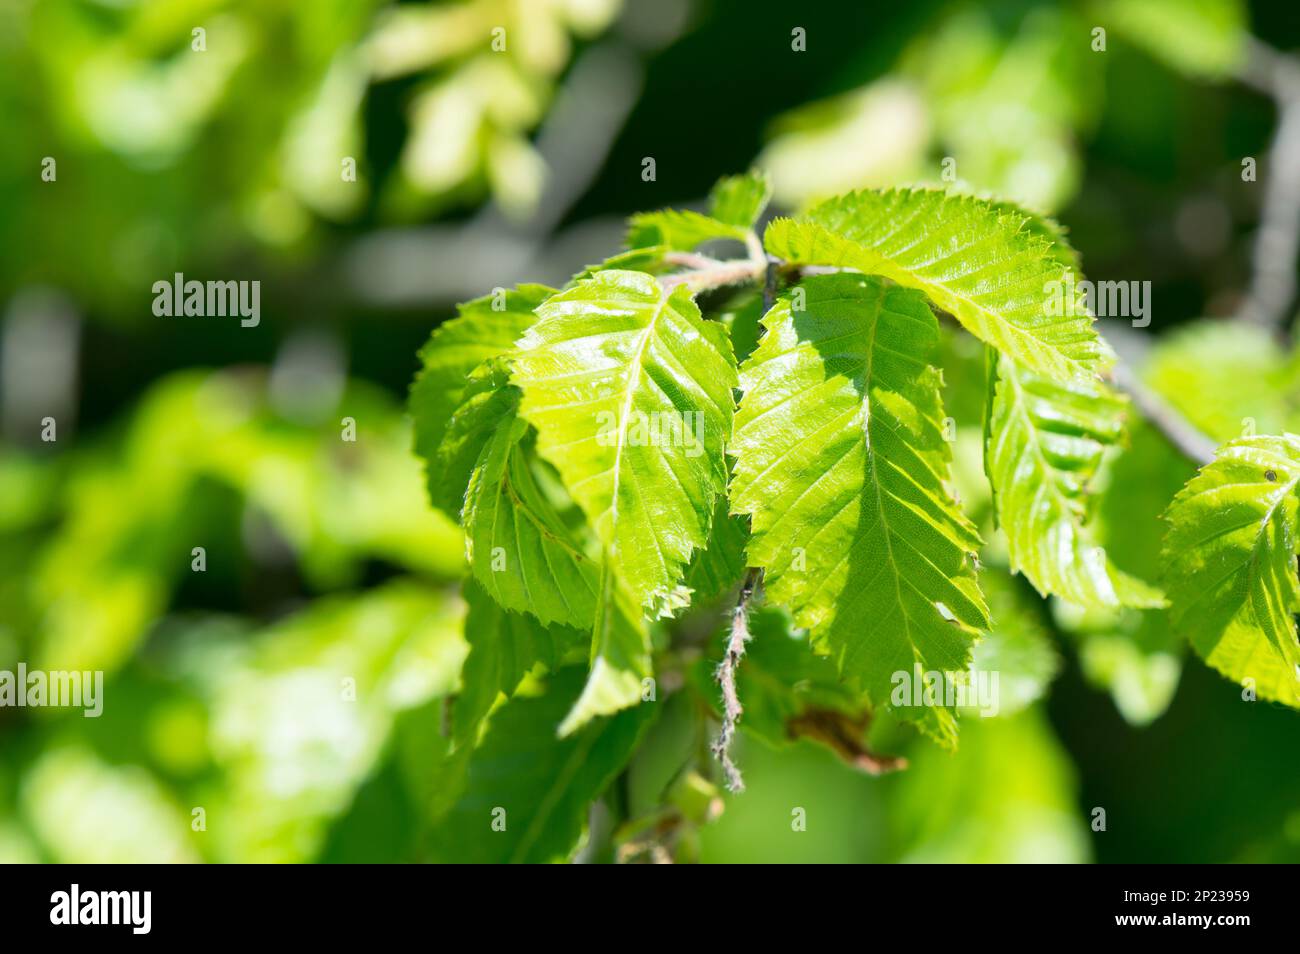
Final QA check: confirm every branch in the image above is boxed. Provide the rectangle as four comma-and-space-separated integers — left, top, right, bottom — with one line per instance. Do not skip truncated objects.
659, 256, 766, 294
660, 228, 769, 296
1235, 40, 1300, 337
712, 567, 761, 793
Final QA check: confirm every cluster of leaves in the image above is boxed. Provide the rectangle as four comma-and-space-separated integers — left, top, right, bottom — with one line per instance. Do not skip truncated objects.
410, 167, 1300, 858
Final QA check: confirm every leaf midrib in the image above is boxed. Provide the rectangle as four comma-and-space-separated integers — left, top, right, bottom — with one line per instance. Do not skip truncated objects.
606, 287, 671, 548
855, 293, 928, 676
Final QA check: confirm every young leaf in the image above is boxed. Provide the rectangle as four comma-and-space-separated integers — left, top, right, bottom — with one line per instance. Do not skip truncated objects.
410, 284, 554, 514
453, 578, 584, 749
1162, 435, 1300, 707
709, 170, 772, 228
985, 198, 1083, 271
572, 246, 676, 282
764, 189, 1101, 382
426, 667, 658, 863
626, 208, 749, 251
985, 351, 1165, 608
460, 382, 600, 629
510, 269, 738, 609
730, 273, 989, 745
430, 361, 516, 519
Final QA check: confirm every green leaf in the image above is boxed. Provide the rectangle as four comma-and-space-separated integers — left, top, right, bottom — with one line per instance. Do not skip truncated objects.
511, 269, 738, 609
410, 283, 554, 514
730, 273, 989, 746
461, 382, 600, 629
764, 189, 1101, 382
571, 246, 676, 282
430, 361, 515, 519
709, 170, 772, 228
626, 208, 749, 252
985, 199, 1083, 271
426, 667, 658, 863
453, 578, 584, 748
1162, 435, 1300, 707
986, 351, 1165, 608
558, 558, 653, 736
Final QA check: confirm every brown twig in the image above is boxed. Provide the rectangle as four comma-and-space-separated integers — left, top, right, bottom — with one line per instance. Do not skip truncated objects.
786, 708, 906, 775
712, 567, 761, 793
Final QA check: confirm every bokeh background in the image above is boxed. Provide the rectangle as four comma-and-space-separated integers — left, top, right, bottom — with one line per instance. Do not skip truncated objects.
2, 0, 1300, 863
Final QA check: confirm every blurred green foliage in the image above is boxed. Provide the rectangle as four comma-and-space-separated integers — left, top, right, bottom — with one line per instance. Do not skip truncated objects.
2, 0, 1299, 863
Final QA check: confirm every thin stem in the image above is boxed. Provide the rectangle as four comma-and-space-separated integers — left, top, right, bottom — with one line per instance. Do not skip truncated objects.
712, 567, 760, 793
659, 258, 766, 294
1236, 40, 1300, 337
662, 251, 717, 270
660, 228, 770, 296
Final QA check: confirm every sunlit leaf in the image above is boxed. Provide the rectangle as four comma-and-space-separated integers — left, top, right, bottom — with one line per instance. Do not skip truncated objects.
1162, 435, 1300, 707
986, 351, 1164, 608
511, 269, 737, 609
765, 189, 1101, 381
731, 273, 988, 745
